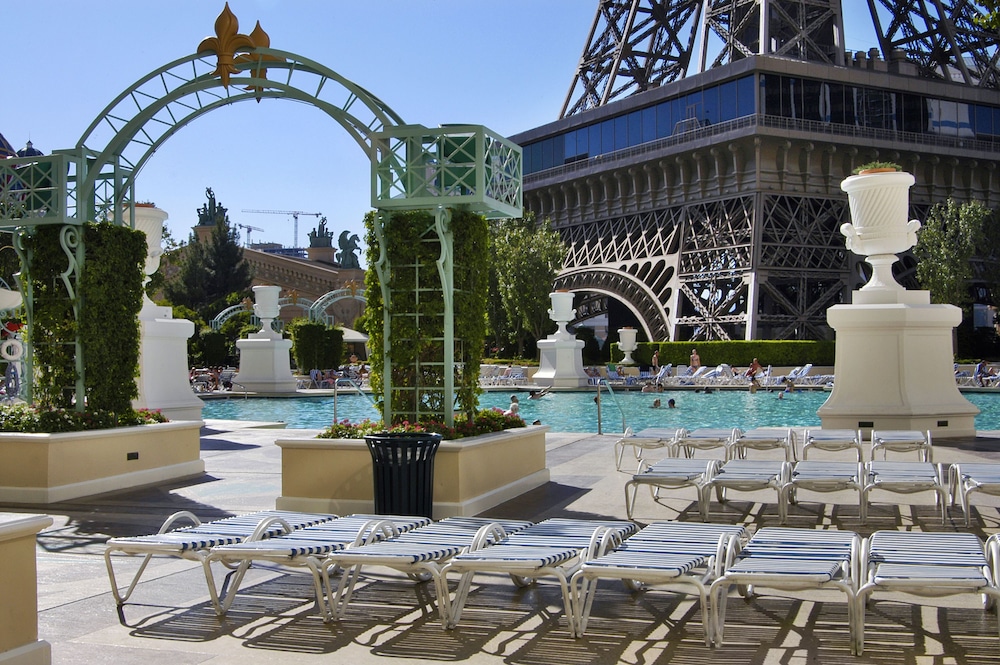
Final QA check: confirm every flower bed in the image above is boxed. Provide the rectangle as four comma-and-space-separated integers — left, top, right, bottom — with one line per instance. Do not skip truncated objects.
0, 405, 166, 433
317, 409, 524, 440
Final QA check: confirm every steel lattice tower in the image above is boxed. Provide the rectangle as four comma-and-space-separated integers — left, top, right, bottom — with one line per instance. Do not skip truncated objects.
520, 0, 1000, 342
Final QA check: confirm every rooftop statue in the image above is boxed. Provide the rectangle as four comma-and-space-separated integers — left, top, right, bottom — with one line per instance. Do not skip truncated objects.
196, 187, 228, 226
308, 217, 334, 248
336, 230, 361, 269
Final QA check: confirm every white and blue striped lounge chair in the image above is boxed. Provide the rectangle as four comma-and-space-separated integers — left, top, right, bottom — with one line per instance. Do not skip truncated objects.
802, 428, 863, 461
675, 427, 741, 459
781, 460, 865, 523
710, 526, 861, 653
614, 427, 683, 471
729, 427, 796, 461
104, 510, 337, 608
861, 461, 949, 524
702, 459, 791, 521
949, 462, 1000, 526
203, 514, 432, 618
870, 429, 932, 462
624, 457, 721, 520
856, 531, 1000, 654
572, 521, 749, 644
442, 518, 639, 636
323, 516, 533, 622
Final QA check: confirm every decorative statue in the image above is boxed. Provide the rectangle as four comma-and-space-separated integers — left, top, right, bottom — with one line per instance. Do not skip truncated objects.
308, 217, 334, 248
196, 187, 228, 226
336, 230, 361, 269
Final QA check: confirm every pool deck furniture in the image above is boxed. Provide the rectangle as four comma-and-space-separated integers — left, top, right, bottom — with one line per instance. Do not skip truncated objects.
730, 427, 796, 461
949, 461, 1000, 526
442, 518, 638, 636
624, 457, 721, 519
711, 526, 861, 653
675, 428, 741, 459
781, 460, 865, 523
615, 427, 682, 471
703, 459, 791, 521
572, 521, 749, 645
870, 429, 932, 461
855, 531, 1000, 654
861, 461, 949, 524
802, 428, 863, 461
104, 510, 337, 609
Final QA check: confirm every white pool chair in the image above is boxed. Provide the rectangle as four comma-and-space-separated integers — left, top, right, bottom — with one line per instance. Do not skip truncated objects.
729, 427, 796, 461
204, 514, 431, 618
572, 521, 749, 645
862, 461, 949, 524
323, 517, 533, 622
949, 462, 1000, 526
711, 526, 861, 653
442, 518, 638, 636
781, 460, 865, 523
870, 429, 932, 462
614, 427, 681, 471
104, 510, 337, 608
856, 530, 1000, 654
703, 459, 791, 521
675, 427, 741, 459
624, 457, 721, 520
802, 428, 863, 461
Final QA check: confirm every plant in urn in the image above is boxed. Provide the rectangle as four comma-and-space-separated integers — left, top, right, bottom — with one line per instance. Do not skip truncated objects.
839, 164, 921, 300
618, 327, 638, 365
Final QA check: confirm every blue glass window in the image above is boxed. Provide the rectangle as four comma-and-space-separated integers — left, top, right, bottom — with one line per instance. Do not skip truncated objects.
601, 119, 615, 153
703, 86, 720, 124
656, 102, 672, 138
641, 106, 657, 142
614, 115, 628, 150
737, 75, 755, 116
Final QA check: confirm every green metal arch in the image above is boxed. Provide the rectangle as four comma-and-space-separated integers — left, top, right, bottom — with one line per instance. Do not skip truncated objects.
76, 48, 406, 220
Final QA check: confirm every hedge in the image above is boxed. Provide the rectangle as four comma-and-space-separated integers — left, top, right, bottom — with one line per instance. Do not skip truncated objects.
611, 340, 836, 368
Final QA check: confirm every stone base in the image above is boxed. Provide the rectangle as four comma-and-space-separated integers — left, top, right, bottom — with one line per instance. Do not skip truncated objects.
235, 337, 297, 393
276, 426, 549, 519
134, 316, 204, 421
533, 337, 588, 388
818, 301, 978, 438
0, 422, 204, 503
0, 641, 51, 665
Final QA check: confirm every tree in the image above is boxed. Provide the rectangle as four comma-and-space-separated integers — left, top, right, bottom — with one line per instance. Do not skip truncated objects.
913, 199, 992, 308
975, 1, 999, 29
491, 213, 567, 357
161, 187, 253, 320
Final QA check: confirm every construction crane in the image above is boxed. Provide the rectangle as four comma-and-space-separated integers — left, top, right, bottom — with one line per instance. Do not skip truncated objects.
242, 209, 322, 249
235, 223, 265, 247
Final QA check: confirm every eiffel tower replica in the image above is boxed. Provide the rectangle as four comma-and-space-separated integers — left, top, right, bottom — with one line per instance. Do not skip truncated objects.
512, 0, 1000, 342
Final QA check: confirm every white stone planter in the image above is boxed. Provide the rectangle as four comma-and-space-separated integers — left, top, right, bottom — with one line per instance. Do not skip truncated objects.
0, 421, 204, 504
618, 327, 638, 365
276, 425, 549, 518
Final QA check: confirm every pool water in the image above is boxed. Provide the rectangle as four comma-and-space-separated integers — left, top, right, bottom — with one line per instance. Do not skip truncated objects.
200, 389, 1000, 433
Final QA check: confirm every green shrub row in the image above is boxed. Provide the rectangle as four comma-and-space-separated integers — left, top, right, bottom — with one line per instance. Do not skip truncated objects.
612, 340, 836, 368
317, 408, 524, 441
0, 404, 167, 433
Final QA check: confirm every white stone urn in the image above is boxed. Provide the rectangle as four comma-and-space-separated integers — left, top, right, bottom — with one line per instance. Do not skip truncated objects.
124, 204, 169, 317
251, 285, 282, 339
840, 170, 921, 296
618, 327, 638, 365
547, 290, 575, 339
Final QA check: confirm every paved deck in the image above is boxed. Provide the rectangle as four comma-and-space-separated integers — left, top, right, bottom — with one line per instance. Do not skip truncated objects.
5, 422, 1000, 664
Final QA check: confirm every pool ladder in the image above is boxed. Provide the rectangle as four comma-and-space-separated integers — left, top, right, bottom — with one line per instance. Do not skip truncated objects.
594, 380, 628, 435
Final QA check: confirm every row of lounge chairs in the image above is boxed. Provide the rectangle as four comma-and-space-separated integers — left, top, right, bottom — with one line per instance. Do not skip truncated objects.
104, 510, 1000, 654
620, 427, 1000, 526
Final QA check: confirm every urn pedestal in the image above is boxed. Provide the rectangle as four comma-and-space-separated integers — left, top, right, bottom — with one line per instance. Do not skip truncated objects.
533, 292, 588, 388
234, 286, 297, 393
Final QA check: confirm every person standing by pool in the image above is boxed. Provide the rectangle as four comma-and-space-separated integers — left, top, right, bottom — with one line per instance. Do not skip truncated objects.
689, 348, 701, 373
651, 349, 659, 372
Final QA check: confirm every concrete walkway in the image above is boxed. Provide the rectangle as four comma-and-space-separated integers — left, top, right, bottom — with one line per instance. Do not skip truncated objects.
7, 422, 1000, 664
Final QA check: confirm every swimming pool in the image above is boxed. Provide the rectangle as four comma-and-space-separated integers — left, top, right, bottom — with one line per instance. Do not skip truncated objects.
200, 389, 1000, 433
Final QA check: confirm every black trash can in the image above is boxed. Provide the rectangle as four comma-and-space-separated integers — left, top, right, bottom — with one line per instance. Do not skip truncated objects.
364, 431, 442, 518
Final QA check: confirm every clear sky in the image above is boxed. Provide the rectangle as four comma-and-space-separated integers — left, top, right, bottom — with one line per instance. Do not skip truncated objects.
2, 1, 881, 258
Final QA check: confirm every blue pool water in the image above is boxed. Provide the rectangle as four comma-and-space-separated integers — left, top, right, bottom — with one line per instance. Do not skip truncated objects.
200, 389, 1000, 433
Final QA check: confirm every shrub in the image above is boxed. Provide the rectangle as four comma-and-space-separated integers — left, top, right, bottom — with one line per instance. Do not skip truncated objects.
0, 404, 167, 433
316, 408, 525, 441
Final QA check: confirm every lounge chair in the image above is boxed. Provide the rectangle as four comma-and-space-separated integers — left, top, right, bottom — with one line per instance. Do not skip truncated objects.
711, 526, 861, 653
203, 514, 432, 618
572, 521, 749, 645
702, 459, 791, 521
442, 518, 638, 636
801, 428, 863, 461
855, 531, 1000, 654
624, 457, 720, 519
675, 427, 741, 459
949, 462, 1000, 526
780, 460, 865, 523
614, 426, 682, 471
104, 510, 337, 608
862, 461, 949, 524
729, 427, 796, 461
870, 429, 932, 462
323, 516, 533, 622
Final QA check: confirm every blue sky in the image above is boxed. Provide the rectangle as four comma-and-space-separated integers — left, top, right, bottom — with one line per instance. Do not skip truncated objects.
2, 1, 881, 254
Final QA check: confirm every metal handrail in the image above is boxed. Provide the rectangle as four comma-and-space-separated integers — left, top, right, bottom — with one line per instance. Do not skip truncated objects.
594, 379, 628, 435
332, 377, 380, 423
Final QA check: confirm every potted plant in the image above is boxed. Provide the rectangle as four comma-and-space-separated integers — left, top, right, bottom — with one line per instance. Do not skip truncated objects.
851, 161, 902, 175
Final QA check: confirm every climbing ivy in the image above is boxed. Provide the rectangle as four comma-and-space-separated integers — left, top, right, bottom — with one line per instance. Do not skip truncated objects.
361, 208, 489, 425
